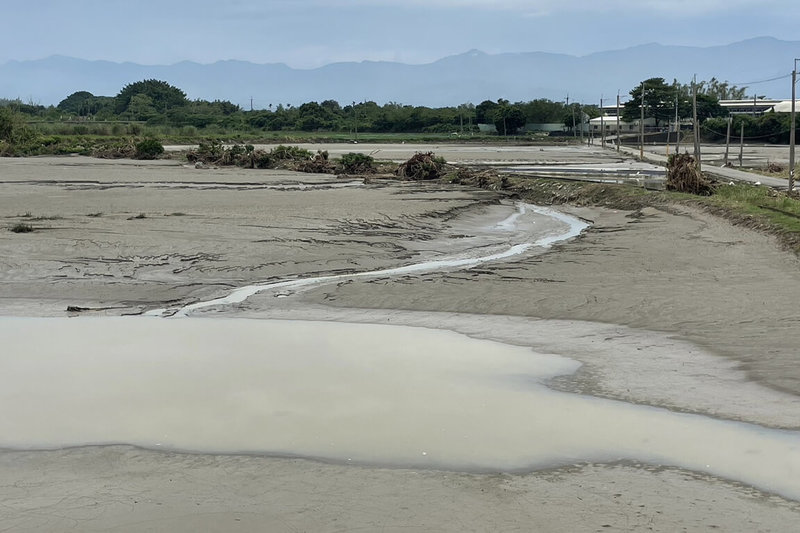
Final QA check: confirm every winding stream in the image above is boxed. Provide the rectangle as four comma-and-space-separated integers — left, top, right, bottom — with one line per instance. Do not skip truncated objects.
148, 203, 589, 317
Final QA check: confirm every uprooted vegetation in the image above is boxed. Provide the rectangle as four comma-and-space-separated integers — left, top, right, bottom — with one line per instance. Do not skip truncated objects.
666, 153, 714, 195
336, 152, 376, 174
185, 143, 400, 177
395, 152, 447, 180
296, 150, 334, 173
187, 142, 323, 171
446, 167, 510, 190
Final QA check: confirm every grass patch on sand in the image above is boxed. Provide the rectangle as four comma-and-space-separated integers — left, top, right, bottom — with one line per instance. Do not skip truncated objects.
698, 184, 800, 233
477, 175, 800, 253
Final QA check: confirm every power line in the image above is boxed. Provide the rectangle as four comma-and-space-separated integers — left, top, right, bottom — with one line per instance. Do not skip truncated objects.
729, 73, 792, 86
701, 123, 792, 140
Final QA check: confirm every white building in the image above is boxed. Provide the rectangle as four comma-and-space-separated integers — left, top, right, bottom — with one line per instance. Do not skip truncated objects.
768, 100, 799, 113
588, 115, 655, 134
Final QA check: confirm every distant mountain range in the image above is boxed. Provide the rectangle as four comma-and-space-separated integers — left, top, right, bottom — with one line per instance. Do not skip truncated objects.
1, 37, 798, 108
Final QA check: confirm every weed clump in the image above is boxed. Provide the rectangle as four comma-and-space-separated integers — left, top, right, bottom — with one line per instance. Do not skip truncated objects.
9, 222, 34, 233
336, 152, 375, 174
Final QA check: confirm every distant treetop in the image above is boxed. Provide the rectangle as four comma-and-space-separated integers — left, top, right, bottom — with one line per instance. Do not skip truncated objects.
114, 79, 188, 115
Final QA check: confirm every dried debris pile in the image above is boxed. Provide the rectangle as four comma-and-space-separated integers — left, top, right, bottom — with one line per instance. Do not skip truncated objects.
666, 153, 714, 195
395, 152, 446, 180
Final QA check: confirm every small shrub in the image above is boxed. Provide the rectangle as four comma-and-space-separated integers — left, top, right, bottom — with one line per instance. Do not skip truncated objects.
134, 138, 164, 160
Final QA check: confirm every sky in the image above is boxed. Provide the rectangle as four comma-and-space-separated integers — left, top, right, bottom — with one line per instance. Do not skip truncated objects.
2, 0, 799, 67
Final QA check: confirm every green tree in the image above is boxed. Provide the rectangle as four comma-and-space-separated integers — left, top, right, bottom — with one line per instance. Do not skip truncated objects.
623, 78, 679, 126
57, 91, 95, 115
115, 79, 188, 115
494, 104, 526, 135
521, 99, 565, 124
126, 94, 158, 121
676, 78, 749, 101
475, 100, 500, 123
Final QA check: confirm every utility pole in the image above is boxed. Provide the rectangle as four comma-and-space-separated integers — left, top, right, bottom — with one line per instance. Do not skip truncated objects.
600, 96, 605, 148
572, 106, 577, 138
250, 97, 253, 112
352, 101, 358, 143
616, 92, 621, 152
739, 122, 744, 168
639, 81, 645, 160
578, 103, 584, 144
724, 116, 732, 166
789, 59, 798, 192
692, 75, 702, 171
674, 94, 680, 154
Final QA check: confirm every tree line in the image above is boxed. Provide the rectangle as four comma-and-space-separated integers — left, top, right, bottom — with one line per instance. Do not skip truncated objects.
2, 76, 796, 145
3, 79, 597, 136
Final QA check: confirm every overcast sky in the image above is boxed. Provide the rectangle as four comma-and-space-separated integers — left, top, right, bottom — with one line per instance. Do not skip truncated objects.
2, 0, 799, 67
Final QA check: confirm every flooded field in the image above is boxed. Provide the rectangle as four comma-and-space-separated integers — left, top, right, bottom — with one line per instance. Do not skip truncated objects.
2, 150, 800, 531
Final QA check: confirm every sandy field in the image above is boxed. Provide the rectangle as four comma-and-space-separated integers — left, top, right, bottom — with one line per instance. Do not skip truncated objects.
1, 148, 799, 531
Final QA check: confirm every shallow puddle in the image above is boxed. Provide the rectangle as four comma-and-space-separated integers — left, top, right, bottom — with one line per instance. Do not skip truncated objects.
1, 317, 798, 500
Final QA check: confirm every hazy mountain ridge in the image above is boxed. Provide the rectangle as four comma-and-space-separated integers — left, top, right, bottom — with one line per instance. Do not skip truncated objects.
2, 37, 798, 108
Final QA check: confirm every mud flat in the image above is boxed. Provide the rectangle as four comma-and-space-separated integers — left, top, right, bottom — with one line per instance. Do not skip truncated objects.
1, 151, 800, 531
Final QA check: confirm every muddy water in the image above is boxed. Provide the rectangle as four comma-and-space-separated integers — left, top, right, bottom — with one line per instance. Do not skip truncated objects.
1, 317, 799, 500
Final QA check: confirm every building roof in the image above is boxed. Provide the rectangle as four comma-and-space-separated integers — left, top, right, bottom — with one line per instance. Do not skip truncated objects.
769, 100, 799, 113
